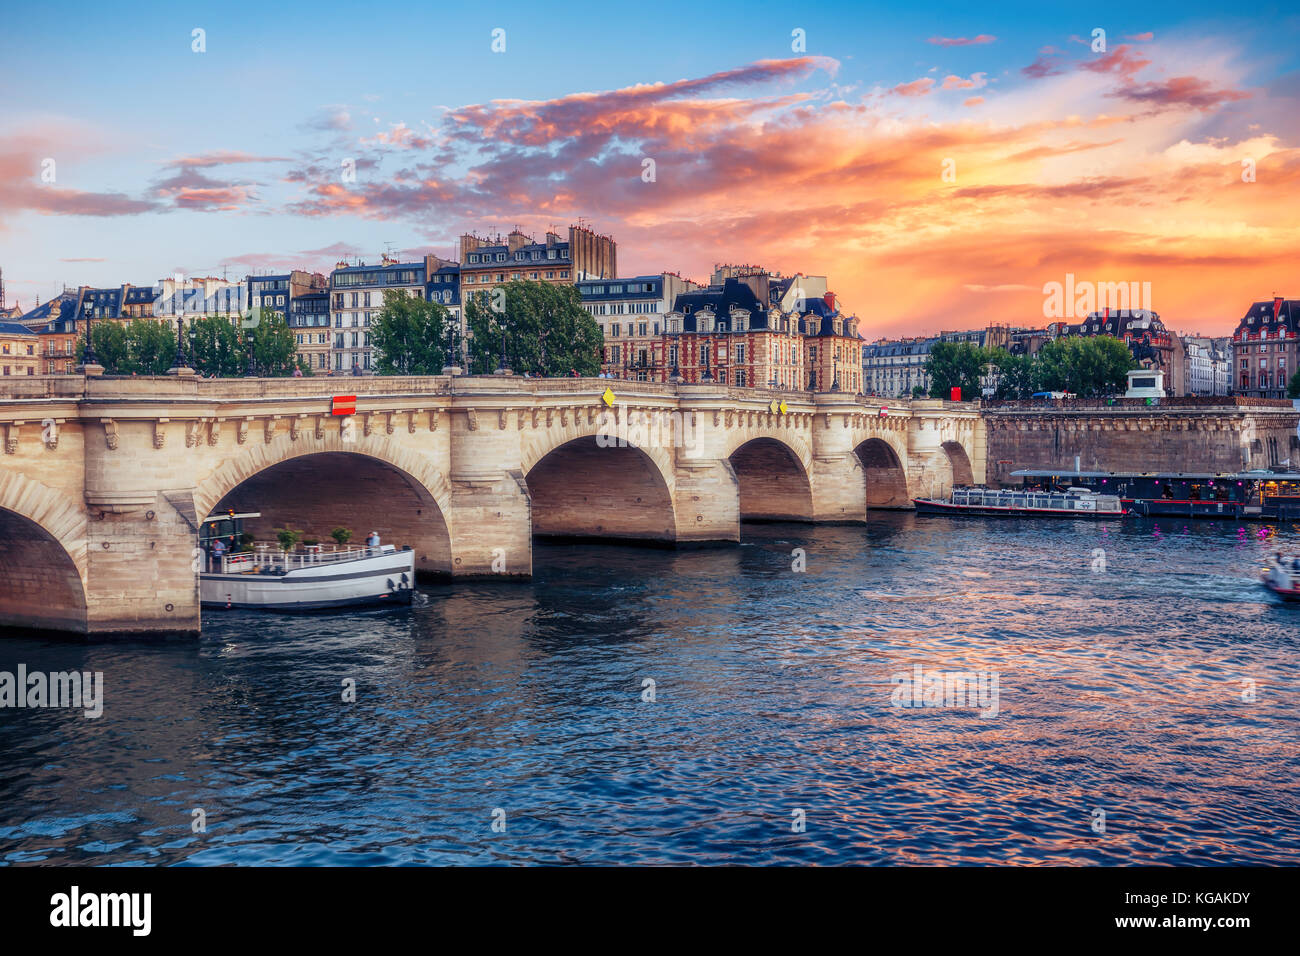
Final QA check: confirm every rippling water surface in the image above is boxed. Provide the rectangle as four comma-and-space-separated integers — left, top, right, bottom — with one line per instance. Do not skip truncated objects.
2, 514, 1298, 865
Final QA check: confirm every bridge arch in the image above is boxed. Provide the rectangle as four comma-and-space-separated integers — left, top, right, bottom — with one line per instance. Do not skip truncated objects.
854, 436, 911, 509
524, 435, 677, 542
195, 434, 453, 575
0, 471, 88, 634
728, 437, 814, 521
941, 440, 974, 487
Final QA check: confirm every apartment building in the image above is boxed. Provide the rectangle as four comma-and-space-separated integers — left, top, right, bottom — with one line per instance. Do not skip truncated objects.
0, 321, 40, 376
329, 255, 449, 373
579, 273, 702, 378
1232, 297, 1299, 398
458, 225, 617, 296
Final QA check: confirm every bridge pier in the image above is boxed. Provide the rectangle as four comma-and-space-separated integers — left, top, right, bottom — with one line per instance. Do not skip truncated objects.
84, 498, 201, 637
809, 455, 868, 522
672, 459, 741, 543
447, 471, 533, 577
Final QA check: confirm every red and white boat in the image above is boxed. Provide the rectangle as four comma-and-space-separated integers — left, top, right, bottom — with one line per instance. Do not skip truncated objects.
1261, 554, 1300, 602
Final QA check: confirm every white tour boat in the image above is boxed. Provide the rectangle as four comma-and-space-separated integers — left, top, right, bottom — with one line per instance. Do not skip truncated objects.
199, 512, 415, 611
913, 486, 1126, 518
1261, 553, 1300, 602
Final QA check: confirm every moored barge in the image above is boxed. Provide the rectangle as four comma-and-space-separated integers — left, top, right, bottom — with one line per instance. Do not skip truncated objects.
1011, 469, 1300, 521
198, 511, 414, 611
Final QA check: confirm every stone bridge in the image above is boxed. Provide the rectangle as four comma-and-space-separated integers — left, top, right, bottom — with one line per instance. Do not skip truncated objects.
0, 373, 984, 637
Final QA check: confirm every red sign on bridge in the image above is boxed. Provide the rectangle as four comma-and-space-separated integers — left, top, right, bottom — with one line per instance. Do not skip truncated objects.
332, 395, 356, 416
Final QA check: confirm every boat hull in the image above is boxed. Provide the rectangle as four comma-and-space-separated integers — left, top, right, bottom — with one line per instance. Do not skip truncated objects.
200, 549, 416, 612
1261, 568, 1300, 602
913, 498, 1124, 519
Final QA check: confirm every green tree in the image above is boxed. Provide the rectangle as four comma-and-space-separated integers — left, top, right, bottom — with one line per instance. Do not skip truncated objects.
1037, 335, 1132, 397
248, 311, 307, 376
925, 342, 989, 400
77, 321, 129, 372
187, 316, 246, 377
1288, 369, 1300, 399
126, 318, 178, 374
986, 348, 1039, 399
371, 291, 452, 375
465, 281, 602, 376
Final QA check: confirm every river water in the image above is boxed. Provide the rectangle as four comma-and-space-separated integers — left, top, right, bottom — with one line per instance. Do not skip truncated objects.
1, 515, 1297, 865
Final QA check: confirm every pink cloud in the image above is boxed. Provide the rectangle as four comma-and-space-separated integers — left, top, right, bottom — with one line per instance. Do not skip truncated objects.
1022, 54, 1065, 79
963, 97, 985, 107
927, 35, 996, 47
1112, 76, 1252, 111
891, 77, 936, 97
942, 72, 988, 91
1078, 44, 1152, 80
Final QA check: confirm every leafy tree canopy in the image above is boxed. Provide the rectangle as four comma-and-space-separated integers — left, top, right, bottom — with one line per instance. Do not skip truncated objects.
465, 281, 602, 377
371, 291, 453, 375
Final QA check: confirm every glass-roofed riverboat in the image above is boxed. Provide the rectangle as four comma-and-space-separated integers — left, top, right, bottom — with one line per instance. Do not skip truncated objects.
914, 486, 1125, 518
1010, 469, 1300, 521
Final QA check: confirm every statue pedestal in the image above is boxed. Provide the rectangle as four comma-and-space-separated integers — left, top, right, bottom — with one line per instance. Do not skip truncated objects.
77, 363, 105, 377
166, 366, 196, 377
441, 365, 463, 376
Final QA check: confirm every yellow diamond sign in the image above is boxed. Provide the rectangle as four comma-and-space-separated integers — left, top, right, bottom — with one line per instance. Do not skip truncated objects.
601, 387, 616, 408
778, 400, 788, 415
769, 399, 779, 414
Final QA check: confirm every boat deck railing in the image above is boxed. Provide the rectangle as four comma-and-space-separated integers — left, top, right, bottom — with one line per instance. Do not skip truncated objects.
951, 488, 1121, 510
212, 543, 398, 575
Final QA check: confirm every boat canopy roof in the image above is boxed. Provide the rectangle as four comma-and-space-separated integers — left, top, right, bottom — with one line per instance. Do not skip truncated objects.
1011, 469, 1300, 481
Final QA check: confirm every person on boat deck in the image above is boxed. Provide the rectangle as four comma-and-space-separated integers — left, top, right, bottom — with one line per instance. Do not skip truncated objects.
366, 530, 380, 553
209, 536, 227, 572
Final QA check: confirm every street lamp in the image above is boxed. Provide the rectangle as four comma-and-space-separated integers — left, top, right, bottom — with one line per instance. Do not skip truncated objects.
79, 302, 97, 366
170, 316, 188, 372
495, 322, 509, 375
832, 353, 841, 392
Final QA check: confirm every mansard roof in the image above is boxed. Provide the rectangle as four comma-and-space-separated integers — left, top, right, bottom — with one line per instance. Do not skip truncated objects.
1234, 299, 1300, 338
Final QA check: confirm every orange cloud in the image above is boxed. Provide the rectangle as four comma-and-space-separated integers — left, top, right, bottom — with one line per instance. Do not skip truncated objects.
278, 55, 1298, 337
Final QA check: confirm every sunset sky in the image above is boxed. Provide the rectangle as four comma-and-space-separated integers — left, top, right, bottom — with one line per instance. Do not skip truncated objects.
2, 0, 1298, 337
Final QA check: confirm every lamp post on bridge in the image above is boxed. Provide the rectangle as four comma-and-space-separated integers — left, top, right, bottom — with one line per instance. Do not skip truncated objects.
167, 316, 193, 376
77, 300, 102, 374
494, 322, 511, 375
